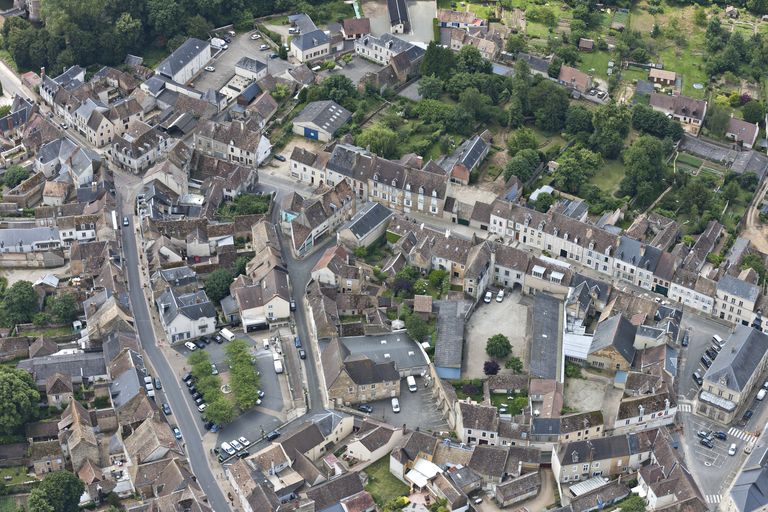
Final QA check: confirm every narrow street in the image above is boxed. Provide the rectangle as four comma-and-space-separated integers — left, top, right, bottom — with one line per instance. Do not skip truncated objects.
118, 187, 231, 512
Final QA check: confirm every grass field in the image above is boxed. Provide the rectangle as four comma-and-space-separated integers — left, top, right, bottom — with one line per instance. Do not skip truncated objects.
527, 21, 553, 38
0, 497, 22, 512
590, 160, 626, 195
365, 457, 409, 505
676, 153, 703, 168
0, 466, 32, 485
578, 50, 612, 79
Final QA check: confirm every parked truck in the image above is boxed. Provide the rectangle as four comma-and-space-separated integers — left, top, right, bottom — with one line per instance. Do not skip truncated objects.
273, 359, 284, 374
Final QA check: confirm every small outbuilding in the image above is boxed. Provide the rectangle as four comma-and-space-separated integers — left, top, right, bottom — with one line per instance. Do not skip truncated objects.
293, 100, 351, 142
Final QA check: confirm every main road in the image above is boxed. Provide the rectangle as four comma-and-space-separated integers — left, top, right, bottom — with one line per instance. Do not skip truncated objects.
118, 192, 230, 512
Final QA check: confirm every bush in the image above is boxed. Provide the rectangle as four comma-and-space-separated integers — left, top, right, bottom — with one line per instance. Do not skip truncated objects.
484, 360, 500, 375
486, 334, 512, 359
505, 356, 524, 373
565, 361, 583, 379
461, 383, 480, 396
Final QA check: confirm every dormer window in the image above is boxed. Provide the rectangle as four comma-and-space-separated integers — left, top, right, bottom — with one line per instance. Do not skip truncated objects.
419, 186, 425, 194
406, 183, 411, 191
432, 190, 437, 197
373, 173, 379, 181
392, 179, 397, 187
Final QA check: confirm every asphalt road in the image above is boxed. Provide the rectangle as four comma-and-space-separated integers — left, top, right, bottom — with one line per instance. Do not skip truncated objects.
119, 194, 230, 512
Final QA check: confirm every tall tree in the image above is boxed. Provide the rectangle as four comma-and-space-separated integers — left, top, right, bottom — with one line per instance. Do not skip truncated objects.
620, 135, 669, 207
355, 123, 399, 159
28, 471, 84, 512
204, 269, 233, 304
590, 103, 631, 158
456, 45, 492, 74
486, 334, 512, 359
2, 280, 39, 326
529, 80, 569, 132
417, 75, 443, 100
0, 367, 39, 435
421, 41, 455, 79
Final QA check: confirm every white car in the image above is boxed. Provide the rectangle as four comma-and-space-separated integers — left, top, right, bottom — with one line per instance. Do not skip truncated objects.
483, 291, 493, 303
260, 44, 269, 50
184, 341, 197, 351
197, 403, 207, 412
238, 436, 251, 447
221, 442, 235, 455
391, 397, 400, 413
204, 66, 215, 72
729, 443, 737, 456
496, 289, 505, 302
250, 33, 261, 40
230, 439, 243, 451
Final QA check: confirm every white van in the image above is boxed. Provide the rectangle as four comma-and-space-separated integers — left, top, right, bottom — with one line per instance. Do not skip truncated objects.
407, 375, 417, 392
758, 389, 767, 401
220, 328, 236, 342
713, 334, 724, 346
263, 339, 270, 350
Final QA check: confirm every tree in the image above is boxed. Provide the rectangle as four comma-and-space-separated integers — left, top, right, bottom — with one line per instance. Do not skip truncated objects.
147, 0, 181, 36
233, 256, 249, 277
743, 100, 765, 125
504, 148, 540, 182
0, 367, 39, 434
459, 87, 492, 122
28, 493, 54, 512
529, 80, 569, 132
506, 34, 526, 54
620, 135, 669, 207
590, 103, 631, 158
527, 6, 557, 27
486, 334, 512, 359
534, 192, 554, 212
226, 340, 261, 410
507, 128, 538, 156
355, 123, 399, 159
548, 56, 562, 78
3, 165, 29, 189
2, 280, 39, 326
406, 313, 431, 343
632, 105, 683, 140
565, 105, 593, 135
114, 12, 142, 54
483, 360, 500, 375
49, 293, 78, 323
418, 75, 443, 100
615, 495, 647, 512
456, 45, 492, 74
554, 148, 602, 194
706, 103, 731, 136
421, 41, 455, 79
205, 397, 235, 425
505, 356, 524, 373
204, 269, 233, 303
28, 471, 84, 512
185, 15, 213, 40
507, 98, 524, 128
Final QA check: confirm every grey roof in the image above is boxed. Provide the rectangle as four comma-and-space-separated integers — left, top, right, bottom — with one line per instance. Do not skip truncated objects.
157, 266, 198, 288
288, 13, 318, 33
294, 100, 351, 135
18, 352, 107, 383
530, 293, 561, 380
388, 0, 410, 28
634, 80, 655, 96
729, 433, 768, 511
157, 38, 210, 79
143, 75, 166, 96
589, 314, 637, 365
109, 353, 146, 409
616, 235, 662, 272
705, 326, 768, 392
361, 33, 413, 55
717, 274, 760, 303
0, 227, 60, 249
570, 274, 610, 303
235, 57, 267, 74
532, 417, 561, 436
340, 332, 428, 370
516, 52, 550, 74
341, 202, 393, 240
293, 29, 329, 51
156, 288, 216, 325
434, 300, 472, 369
440, 135, 488, 172
0, 95, 33, 133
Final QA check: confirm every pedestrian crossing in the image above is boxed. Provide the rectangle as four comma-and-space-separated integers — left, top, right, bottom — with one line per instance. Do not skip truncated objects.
705, 494, 721, 504
678, 403, 692, 413
728, 427, 756, 442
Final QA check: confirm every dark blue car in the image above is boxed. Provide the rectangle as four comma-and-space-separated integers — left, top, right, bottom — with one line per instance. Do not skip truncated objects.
294, 336, 302, 348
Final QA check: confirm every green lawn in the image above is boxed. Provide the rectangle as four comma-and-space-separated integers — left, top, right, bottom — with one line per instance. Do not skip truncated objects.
590, 159, 625, 195
0, 466, 32, 485
578, 50, 612, 80
676, 153, 703, 168
527, 21, 554, 38
621, 67, 648, 84
0, 497, 23, 512
22, 326, 72, 337
490, 393, 529, 415
365, 457, 409, 505
138, 46, 168, 69
657, 42, 707, 98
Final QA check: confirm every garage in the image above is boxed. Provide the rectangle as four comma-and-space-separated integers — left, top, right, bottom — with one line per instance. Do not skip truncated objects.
292, 100, 352, 142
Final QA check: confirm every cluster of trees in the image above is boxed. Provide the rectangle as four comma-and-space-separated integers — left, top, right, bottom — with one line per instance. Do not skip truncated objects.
620, 135, 672, 209
189, 350, 234, 424
27, 471, 84, 512
1, 0, 320, 71
631, 105, 684, 140
204, 269, 234, 304
485, 334, 523, 375
704, 18, 768, 80
217, 193, 271, 219
3, 165, 29, 189
225, 340, 262, 410
0, 280, 76, 328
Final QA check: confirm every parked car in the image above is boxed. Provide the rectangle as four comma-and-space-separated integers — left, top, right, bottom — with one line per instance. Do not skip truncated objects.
221, 442, 235, 455
238, 450, 250, 459
269, 53, 279, 59
162, 403, 172, 415
194, 339, 206, 349
391, 397, 401, 413
230, 439, 243, 451
705, 348, 717, 360
290, 299, 296, 310
729, 443, 737, 456
195, 397, 204, 406
154, 378, 162, 389
204, 66, 215, 72
496, 289, 505, 302
682, 329, 690, 347
701, 355, 712, 368
122, 216, 129, 227
700, 438, 714, 449
197, 403, 207, 412
204, 421, 214, 430
214, 335, 224, 344
743, 410, 754, 422
274, 154, 286, 162
483, 291, 493, 303
186, 380, 195, 388
714, 431, 727, 440
250, 33, 261, 40
358, 404, 373, 413
260, 44, 269, 50
294, 336, 302, 348
182, 373, 193, 382
188, 385, 197, 394
192, 392, 202, 401
692, 371, 703, 386
211, 363, 219, 375
238, 436, 251, 447
172, 427, 182, 439
299, 348, 306, 359
184, 341, 197, 351
201, 336, 211, 345
257, 390, 265, 399
697, 430, 712, 440
266, 430, 280, 441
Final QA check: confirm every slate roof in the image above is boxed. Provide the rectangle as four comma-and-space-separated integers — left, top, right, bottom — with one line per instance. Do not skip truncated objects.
650, 93, 707, 122
439, 134, 488, 172
705, 325, 768, 392
279, 422, 325, 459
434, 300, 471, 369
496, 472, 542, 502
156, 288, 216, 325
717, 274, 760, 303
293, 29, 330, 51
530, 293, 561, 380
344, 355, 400, 384
590, 314, 637, 365
388, 0, 410, 29
294, 100, 351, 135
157, 38, 210, 80
616, 235, 662, 272
340, 202, 393, 241
235, 57, 266, 75
459, 402, 499, 432
306, 473, 364, 510
468, 445, 508, 478
18, 352, 107, 383
390, 430, 439, 464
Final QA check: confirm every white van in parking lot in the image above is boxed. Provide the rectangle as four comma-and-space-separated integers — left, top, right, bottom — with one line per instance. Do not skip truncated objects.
220, 328, 235, 342
407, 375, 417, 392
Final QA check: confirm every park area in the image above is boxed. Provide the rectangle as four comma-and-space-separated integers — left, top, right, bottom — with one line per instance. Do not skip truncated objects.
364, 456, 409, 506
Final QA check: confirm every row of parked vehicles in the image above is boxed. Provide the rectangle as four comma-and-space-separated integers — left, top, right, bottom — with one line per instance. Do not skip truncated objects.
692, 334, 726, 385
184, 329, 236, 351
696, 429, 737, 455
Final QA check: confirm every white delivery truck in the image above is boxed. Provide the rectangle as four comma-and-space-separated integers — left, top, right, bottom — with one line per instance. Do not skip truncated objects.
211, 37, 228, 49
274, 359, 284, 374
220, 328, 236, 342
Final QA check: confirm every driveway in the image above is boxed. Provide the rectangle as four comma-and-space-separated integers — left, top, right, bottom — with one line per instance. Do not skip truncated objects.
463, 290, 529, 379
361, 376, 448, 432
317, 55, 383, 85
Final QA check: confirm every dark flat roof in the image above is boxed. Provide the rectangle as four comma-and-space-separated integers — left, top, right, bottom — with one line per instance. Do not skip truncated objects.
529, 293, 561, 380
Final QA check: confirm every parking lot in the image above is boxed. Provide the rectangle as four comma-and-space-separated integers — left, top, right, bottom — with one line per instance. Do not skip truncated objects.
361, 376, 449, 432
678, 314, 732, 401
463, 288, 530, 379
173, 332, 285, 443
192, 31, 291, 93
316, 55, 383, 85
